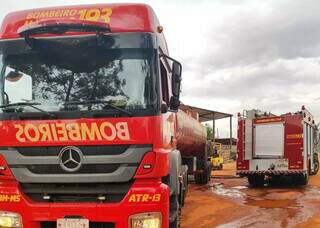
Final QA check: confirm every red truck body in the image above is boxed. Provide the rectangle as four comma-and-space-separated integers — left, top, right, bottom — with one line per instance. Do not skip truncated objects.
176, 109, 207, 159
237, 107, 318, 186
0, 3, 209, 228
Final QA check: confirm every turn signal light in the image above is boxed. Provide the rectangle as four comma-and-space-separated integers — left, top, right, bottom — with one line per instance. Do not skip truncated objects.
0, 155, 13, 178
135, 152, 156, 176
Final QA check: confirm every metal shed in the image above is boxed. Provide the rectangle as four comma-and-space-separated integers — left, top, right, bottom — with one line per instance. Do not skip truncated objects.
180, 104, 233, 146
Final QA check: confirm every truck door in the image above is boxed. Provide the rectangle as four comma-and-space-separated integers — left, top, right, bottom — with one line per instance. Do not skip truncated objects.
159, 55, 175, 149
254, 123, 285, 158
304, 123, 313, 172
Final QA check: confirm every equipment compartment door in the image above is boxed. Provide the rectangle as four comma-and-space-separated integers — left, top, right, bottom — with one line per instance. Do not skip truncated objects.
254, 123, 284, 157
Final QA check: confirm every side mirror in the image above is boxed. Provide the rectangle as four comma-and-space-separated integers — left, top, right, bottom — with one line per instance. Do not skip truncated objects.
169, 96, 180, 111
160, 54, 182, 111
170, 61, 182, 111
161, 101, 168, 113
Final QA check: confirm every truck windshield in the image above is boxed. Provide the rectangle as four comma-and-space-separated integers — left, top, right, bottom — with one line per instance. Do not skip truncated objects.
0, 35, 157, 118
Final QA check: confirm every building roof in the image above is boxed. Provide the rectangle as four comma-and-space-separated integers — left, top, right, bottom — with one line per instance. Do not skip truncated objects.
180, 104, 233, 122
215, 138, 237, 145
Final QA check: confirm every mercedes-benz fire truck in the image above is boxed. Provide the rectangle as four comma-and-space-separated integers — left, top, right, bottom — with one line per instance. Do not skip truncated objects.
237, 107, 319, 186
0, 3, 212, 228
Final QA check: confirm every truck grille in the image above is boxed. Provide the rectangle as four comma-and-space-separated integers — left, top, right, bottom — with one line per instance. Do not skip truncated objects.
15, 145, 130, 156
0, 144, 151, 203
24, 164, 121, 174
21, 182, 133, 203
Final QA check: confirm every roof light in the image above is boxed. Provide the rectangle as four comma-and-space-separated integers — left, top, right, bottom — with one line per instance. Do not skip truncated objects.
157, 26, 163, 33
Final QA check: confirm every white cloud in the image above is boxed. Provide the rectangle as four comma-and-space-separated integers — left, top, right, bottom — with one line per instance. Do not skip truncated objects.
1, 0, 320, 138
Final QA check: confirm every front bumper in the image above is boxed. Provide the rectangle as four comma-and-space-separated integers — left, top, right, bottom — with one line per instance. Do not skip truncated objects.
0, 179, 169, 228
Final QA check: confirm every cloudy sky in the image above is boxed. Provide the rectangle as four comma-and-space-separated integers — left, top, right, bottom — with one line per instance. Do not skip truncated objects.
1, 0, 320, 137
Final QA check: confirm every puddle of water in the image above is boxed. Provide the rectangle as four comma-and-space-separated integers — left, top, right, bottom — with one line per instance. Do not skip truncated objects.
211, 184, 246, 198
299, 186, 320, 200
246, 198, 297, 208
264, 191, 303, 200
232, 186, 248, 190
193, 176, 320, 227
218, 208, 284, 228
227, 185, 320, 227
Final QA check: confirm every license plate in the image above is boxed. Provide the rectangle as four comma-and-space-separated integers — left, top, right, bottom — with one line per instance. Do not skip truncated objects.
276, 159, 288, 169
57, 218, 89, 228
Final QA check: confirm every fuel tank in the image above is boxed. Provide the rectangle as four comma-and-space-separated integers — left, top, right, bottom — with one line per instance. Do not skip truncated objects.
176, 108, 207, 158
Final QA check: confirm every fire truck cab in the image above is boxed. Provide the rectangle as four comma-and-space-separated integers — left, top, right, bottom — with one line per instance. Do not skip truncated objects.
0, 4, 186, 228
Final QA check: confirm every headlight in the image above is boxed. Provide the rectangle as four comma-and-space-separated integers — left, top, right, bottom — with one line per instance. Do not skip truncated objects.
129, 212, 161, 228
0, 211, 22, 228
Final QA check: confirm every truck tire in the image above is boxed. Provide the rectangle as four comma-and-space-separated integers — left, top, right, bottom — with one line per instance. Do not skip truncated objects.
205, 166, 211, 183
297, 172, 309, 185
292, 172, 308, 185
194, 167, 210, 185
247, 175, 265, 187
169, 195, 180, 228
194, 172, 203, 184
194, 159, 211, 185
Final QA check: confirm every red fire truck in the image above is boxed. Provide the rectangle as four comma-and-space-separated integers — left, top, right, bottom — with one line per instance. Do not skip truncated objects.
237, 107, 319, 186
0, 3, 212, 228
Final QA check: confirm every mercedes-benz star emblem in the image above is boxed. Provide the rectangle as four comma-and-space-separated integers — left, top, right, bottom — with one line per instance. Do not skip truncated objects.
59, 146, 83, 172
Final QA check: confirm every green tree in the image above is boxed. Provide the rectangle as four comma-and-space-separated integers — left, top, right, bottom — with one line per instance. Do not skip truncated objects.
205, 123, 213, 140
317, 123, 320, 152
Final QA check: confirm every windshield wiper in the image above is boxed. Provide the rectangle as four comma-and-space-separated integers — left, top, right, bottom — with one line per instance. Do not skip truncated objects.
0, 102, 56, 117
18, 21, 111, 37
18, 21, 112, 51
63, 100, 133, 117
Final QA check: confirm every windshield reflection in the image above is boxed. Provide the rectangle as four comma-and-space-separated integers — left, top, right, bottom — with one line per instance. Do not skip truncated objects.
0, 37, 156, 114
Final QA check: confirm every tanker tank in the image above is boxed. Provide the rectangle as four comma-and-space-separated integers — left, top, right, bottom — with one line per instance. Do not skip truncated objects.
176, 108, 207, 159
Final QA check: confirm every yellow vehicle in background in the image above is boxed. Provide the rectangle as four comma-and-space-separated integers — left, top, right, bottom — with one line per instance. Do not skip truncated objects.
211, 142, 224, 170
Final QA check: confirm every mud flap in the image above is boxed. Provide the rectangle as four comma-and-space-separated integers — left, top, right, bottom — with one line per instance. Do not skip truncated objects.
179, 165, 188, 206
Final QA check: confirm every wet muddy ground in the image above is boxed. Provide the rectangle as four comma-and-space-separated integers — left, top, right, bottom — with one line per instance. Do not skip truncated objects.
181, 162, 320, 228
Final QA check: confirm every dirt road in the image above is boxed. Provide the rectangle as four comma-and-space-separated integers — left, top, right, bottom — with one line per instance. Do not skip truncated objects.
181, 162, 320, 228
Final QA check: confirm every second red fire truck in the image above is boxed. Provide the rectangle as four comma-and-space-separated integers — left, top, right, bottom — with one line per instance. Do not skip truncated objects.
237, 107, 319, 186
